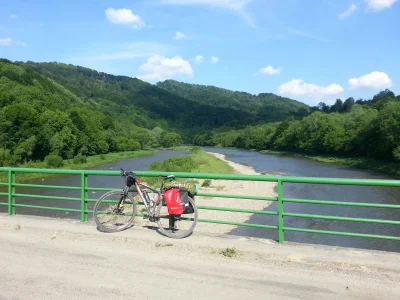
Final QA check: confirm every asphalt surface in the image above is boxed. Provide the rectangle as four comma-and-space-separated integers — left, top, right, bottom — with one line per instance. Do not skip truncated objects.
0, 214, 399, 300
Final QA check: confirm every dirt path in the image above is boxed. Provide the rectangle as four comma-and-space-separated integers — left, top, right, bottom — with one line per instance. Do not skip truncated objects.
1, 215, 399, 300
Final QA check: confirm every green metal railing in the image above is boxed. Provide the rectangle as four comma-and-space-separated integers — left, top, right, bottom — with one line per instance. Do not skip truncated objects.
0, 167, 399, 244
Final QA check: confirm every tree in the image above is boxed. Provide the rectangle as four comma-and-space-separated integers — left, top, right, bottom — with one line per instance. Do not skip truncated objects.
161, 133, 183, 148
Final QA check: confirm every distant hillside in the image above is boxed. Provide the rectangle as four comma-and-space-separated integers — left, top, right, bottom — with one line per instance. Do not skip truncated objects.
21, 62, 258, 135
0, 59, 178, 166
156, 79, 310, 121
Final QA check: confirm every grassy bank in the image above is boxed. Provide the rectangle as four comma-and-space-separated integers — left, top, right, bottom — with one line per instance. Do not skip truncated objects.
260, 150, 400, 178
142, 148, 234, 186
0, 150, 157, 184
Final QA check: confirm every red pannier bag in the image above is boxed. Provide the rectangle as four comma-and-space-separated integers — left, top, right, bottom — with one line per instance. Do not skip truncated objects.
163, 187, 194, 215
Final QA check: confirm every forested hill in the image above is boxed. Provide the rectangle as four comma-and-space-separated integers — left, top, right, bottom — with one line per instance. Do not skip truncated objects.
0, 58, 170, 166
0, 58, 313, 167
20, 61, 258, 132
194, 90, 400, 163
156, 79, 310, 120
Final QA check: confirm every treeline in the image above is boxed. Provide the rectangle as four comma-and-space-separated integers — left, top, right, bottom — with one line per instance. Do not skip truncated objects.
0, 59, 182, 167
194, 90, 400, 161
157, 79, 311, 122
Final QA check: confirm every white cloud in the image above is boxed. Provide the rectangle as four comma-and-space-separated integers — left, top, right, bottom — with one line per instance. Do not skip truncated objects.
348, 71, 392, 89
365, 0, 397, 11
173, 31, 186, 40
259, 65, 280, 75
137, 55, 194, 82
195, 55, 203, 63
279, 79, 344, 98
210, 56, 220, 63
0, 38, 12, 46
9, 14, 18, 19
338, 3, 358, 19
105, 8, 146, 29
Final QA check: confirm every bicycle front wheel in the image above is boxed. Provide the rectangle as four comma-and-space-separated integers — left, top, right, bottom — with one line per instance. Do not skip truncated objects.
93, 190, 137, 233
156, 196, 198, 239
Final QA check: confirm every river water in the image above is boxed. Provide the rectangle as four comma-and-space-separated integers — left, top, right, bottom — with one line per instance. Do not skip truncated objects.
203, 147, 400, 253
0, 148, 399, 252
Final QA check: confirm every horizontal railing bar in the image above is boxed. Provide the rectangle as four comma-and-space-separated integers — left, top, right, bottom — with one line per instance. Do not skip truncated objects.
1, 168, 399, 187
13, 193, 81, 202
283, 212, 400, 225
0, 202, 8, 206
197, 192, 277, 201
198, 205, 278, 215
0, 182, 8, 186
0, 192, 9, 196
87, 187, 120, 192
13, 204, 81, 213
283, 198, 400, 209
13, 183, 81, 190
198, 218, 278, 229
283, 227, 399, 240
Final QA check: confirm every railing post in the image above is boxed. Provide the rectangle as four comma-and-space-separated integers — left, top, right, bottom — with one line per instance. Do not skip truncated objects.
81, 173, 88, 222
278, 180, 284, 244
8, 170, 15, 215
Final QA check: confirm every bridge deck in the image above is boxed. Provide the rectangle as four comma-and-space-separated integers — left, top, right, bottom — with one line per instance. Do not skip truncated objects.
0, 214, 399, 300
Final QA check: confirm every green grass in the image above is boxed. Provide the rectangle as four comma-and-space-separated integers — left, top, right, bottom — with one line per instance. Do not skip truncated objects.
219, 247, 238, 258
0, 150, 157, 184
191, 150, 234, 174
141, 149, 234, 186
260, 150, 400, 178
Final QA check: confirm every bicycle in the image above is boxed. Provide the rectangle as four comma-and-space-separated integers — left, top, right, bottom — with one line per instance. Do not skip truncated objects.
93, 168, 199, 239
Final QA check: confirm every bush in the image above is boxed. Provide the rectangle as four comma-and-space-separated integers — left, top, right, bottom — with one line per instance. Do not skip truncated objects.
100, 154, 106, 160
190, 146, 201, 153
201, 179, 212, 187
149, 156, 198, 173
73, 154, 87, 164
45, 154, 64, 168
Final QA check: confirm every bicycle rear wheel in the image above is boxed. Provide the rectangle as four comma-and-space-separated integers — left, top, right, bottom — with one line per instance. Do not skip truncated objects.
156, 196, 198, 239
93, 190, 137, 233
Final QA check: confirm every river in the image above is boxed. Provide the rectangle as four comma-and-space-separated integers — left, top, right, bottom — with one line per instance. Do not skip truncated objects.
203, 147, 400, 253
0, 148, 399, 252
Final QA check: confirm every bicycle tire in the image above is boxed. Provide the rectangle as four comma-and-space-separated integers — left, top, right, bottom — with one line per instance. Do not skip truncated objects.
93, 190, 137, 233
156, 196, 198, 239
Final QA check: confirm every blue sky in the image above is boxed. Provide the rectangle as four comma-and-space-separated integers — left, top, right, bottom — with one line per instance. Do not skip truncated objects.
0, 0, 399, 105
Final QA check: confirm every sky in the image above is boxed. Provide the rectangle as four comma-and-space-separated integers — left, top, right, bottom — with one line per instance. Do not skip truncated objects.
0, 0, 399, 106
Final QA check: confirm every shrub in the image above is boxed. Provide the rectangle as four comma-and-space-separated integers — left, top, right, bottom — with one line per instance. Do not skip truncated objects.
45, 154, 64, 168
73, 154, 87, 164
201, 179, 212, 187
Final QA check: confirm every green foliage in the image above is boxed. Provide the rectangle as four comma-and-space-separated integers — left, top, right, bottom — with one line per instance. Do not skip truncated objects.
73, 154, 87, 164
0, 60, 185, 166
149, 156, 197, 173
0, 148, 13, 167
45, 154, 64, 168
219, 247, 237, 258
201, 179, 212, 187
194, 91, 400, 162
157, 80, 310, 123
161, 132, 183, 148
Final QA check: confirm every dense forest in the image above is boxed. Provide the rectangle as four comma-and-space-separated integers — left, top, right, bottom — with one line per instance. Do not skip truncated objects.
0, 59, 182, 166
157, 79, 310, 121
194, 90, 400, 162
0, 59, 308, 167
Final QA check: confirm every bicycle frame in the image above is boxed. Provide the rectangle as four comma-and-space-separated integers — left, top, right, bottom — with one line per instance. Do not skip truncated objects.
133, 180, 162, 219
